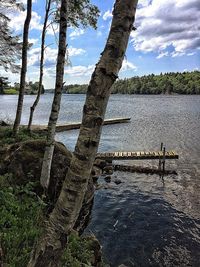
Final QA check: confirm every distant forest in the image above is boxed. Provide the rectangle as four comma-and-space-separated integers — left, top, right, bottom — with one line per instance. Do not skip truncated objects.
62, 71, 200, 95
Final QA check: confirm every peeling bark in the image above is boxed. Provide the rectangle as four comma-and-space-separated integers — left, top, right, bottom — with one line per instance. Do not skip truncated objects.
28, 0, 138, 266
40, 0, 68, 189
13, 0, 32, 136
27, 0, 52, 132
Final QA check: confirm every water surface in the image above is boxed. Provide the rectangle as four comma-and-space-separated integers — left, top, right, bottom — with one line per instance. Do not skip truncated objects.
0, 94, 200, 266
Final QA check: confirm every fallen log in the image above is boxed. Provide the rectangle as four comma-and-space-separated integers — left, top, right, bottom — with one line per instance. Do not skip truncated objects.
113, 164, 177, 175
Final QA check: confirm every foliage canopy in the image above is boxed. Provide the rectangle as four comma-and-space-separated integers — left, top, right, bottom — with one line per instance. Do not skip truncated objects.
0, 0, 23, 72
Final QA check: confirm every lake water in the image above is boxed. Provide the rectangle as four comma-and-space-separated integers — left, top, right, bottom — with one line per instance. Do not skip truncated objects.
0, 94, 200, 266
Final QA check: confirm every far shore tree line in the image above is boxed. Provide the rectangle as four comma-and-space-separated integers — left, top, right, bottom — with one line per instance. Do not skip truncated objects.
59, 70, 200, 95
1, 70, 199, 96
0, 78, 45, 94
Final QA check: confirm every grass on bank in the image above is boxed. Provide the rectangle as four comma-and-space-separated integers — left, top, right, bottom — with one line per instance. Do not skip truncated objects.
0, 174, 96, 266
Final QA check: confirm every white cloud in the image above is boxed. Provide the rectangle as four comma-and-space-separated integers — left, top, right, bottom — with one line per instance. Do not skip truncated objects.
171, 51, 185, 58
121, 60, 137, 72
69, 29, 85, 40
68, 46, 86, 57
27, 47, 41, 67
102, 10, 112, 21
97, 31, 102, 37
131, 0, 200, 57
29, 38, 39, 45
19, 0, 37, 3
156, 51, 169, 59
46, 23, 59, 36
62, 60, 137, 81
65, 65, 94, 77
27, 46, 86, 68
9, 10, 42, 32
64, 59, 137, 79
138, 0, 152, 8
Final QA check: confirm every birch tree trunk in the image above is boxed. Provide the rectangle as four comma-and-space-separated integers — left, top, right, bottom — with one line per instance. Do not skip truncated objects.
27, 0, 52, 132
13, 0, 32, 136
40, 0, 68, 189
28, 0, 138, 266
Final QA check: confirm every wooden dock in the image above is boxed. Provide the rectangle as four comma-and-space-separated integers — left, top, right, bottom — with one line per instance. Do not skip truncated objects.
29, 117, 131, 132
96, 150, 179, 160
97, 143, 178, 174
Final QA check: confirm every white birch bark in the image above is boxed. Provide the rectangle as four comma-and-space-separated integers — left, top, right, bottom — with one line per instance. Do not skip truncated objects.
40, 0, 68, 189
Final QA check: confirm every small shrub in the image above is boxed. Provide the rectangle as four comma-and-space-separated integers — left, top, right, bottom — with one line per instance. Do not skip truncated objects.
62, 233, 93, 267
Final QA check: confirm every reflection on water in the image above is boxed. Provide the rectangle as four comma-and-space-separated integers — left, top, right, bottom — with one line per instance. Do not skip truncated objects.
0, 94, 200, 266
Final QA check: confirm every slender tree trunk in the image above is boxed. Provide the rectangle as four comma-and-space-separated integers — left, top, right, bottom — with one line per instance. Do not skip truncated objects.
28, 1, 138, 266
40, 0, 68, 189
13, 0, 32, 136
27, 0, 51, 132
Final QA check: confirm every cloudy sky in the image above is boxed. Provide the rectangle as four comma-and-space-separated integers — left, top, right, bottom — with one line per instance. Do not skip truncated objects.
2, 0, 200, 89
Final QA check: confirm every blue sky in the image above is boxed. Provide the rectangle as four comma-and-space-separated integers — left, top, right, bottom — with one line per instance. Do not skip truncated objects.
2, 0, 200, 88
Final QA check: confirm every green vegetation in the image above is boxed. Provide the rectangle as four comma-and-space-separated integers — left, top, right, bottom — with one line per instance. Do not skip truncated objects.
0, 128, 102, 266
112, 71, 200, 94
62, 234, 97, 267
63, 84, 87, 94
1, 81, 45, 95
62, 71, 200, 95
0, 77, 10, 94
13, 81, 45, 95
3, 88, 19, 94
0, 175, 45, 266
0, 174, 97, 267
0, 127, 45, 146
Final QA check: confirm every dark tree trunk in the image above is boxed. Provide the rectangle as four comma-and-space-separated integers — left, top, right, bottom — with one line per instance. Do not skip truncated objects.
28, 0, 138, 266
27, 0, 52, 132
13, 0, 32, 136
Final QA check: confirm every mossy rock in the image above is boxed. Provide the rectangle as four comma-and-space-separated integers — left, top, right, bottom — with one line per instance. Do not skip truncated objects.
1, 140, 71, 196
0, 140, 95, 233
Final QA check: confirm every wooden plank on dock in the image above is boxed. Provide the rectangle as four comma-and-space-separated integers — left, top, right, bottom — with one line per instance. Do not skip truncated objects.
29, 117, 131, 132
96, 150, 179, 160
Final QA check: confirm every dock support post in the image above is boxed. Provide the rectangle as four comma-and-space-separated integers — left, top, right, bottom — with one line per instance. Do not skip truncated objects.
162, 147, 166, 172
158, 142, 163, 171
160, 142, 163, 151
107, 159, 113, 164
